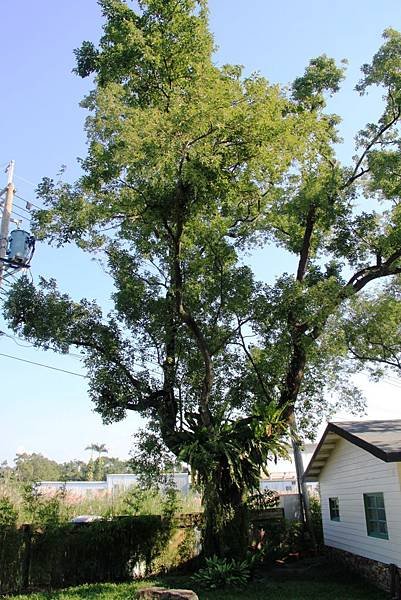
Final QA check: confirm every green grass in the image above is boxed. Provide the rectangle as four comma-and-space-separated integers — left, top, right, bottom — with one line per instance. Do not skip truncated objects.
7, 571, 387, 600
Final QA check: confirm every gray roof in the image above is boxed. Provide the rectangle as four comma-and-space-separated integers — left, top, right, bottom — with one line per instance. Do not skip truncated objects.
303, 419, 401, 482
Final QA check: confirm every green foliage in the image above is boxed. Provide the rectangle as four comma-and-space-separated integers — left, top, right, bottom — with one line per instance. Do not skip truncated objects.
0, 514, 177, 594
0, 496, 18, 527
338, 278, 401, 377
14, 453, 61, 483
292, 54, 346, 108
130, 426, 179, 486
258, 519, 305, 563
1, 451, 132, 485
0, 471, 200, 525
246, 489, 279, 511
179, 408, 289, 503
21, 483, 70, 527
309, 494, 323, 547
0, 496, 23, 595
193, 554, 255, 589
177, 527, 198, 564
122, 486, 154, 515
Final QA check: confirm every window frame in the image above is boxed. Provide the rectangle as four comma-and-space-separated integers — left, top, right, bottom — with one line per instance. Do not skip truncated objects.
329, 496, 340, 521
363, 492, 389, 540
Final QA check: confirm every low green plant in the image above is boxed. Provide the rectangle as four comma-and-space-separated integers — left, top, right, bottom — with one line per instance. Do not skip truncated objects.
0, 496, 18, 527
193, 554, 255, 589
309, 494, 323, 547
122, 486, 159, 515
0, 496, 22, 595
21, 484, 71, 527
0, 476, 202, 524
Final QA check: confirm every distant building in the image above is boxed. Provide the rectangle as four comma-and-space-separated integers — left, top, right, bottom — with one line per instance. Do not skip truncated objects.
38, 446, 316, 501
260, 443, 317, 494
38, 472, 189, 496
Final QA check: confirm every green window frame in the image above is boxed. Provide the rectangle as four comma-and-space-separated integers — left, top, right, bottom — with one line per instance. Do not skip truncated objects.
329, 497, 340, 521
363, 492, 388, 539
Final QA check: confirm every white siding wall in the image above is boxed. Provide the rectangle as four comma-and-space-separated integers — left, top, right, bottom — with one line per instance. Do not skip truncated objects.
320, 437, 401, 566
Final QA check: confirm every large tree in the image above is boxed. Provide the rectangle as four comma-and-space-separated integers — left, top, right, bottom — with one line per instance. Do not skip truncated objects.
4, 1, 401, 553
4, 0, 317, 557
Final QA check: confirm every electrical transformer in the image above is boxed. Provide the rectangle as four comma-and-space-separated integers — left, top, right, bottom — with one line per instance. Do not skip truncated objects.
7, 229, 35, 265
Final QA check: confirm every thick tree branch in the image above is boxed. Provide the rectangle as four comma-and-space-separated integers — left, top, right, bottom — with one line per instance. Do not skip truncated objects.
345, 249, 401, 292
296, 204, 316, 282
70, 337, 146, 392
168, 184, 213, 428
348, 345, 401, 370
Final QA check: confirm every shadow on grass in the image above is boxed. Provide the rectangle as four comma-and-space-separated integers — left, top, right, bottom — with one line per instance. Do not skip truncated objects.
9, 562, 388, 600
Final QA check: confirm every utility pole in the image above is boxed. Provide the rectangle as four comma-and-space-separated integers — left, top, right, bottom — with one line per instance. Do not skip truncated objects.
289, 412, 316, 548
0, 160, 15, 289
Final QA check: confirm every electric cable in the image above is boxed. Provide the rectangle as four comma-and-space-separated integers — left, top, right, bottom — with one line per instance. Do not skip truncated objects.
0, 352, 87, 378
10, 209, 30, 222
12, 201, 32, 215
0, 330, 162, 376
0, 330, 36, 348
15, 193, 41, 210
14, 175, 37, 188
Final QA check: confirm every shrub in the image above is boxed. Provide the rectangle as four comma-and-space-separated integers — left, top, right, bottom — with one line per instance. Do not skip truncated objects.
193, 554, 256, 589
0, 510, 178, 593
309, 493, 323, 547
28, 514, 174, 588
0, 497, 23, 595
21, 483, 71, 527
0, 496, 18, 527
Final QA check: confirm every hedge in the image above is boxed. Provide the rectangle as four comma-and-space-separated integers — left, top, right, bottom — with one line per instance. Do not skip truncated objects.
0, 515, 174, 595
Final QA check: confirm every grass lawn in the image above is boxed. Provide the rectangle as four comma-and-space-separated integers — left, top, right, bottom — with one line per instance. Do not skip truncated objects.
7, 569, 388, 600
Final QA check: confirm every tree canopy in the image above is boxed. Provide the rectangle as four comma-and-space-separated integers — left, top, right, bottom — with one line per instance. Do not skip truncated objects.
4, 1, 401, 555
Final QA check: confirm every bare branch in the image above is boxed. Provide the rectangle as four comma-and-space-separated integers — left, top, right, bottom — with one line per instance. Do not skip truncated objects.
343, 110, 401, 189
238, 323, 270, 403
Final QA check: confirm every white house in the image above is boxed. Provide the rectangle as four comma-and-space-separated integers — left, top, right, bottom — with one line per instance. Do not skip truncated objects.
304, 420, 401, 592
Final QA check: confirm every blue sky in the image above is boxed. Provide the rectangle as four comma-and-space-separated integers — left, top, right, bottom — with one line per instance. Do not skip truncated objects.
1, 0, 401, 465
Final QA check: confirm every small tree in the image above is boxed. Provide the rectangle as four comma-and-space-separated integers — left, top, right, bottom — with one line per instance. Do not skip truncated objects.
14, 453, 61, 483
85, 443, 108, 480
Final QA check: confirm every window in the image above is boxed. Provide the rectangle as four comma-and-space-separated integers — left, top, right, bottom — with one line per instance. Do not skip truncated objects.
363, 492, 388, 539
329, 497, 340, 521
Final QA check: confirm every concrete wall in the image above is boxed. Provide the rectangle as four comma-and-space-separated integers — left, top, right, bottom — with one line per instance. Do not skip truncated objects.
279, 493, 303, 521
38, 473, 189, 496
38, 480, 107, 494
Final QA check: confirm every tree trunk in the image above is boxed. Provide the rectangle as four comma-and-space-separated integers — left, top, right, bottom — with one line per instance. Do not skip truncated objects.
201, 474, 249, 560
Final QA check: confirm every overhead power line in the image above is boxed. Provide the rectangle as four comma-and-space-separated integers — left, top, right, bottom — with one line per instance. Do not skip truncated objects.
11, 209, 30, 222
0, 352, 87, 378
14, 174, 37, 188
12, 201, 32, 215
0, 330, 35, 348
15, 193, 41, 210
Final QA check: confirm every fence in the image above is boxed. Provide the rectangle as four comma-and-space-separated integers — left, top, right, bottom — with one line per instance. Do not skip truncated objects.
0, 515, 174, 595
0, 509, 284, 595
